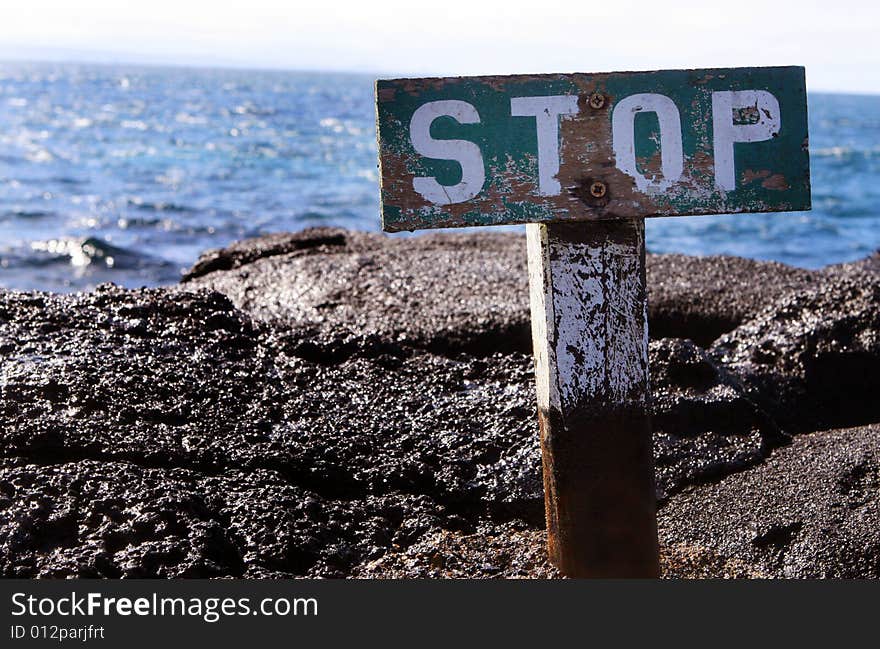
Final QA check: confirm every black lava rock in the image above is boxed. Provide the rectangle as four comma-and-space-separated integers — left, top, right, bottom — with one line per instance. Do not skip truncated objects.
1, 229, 878, 578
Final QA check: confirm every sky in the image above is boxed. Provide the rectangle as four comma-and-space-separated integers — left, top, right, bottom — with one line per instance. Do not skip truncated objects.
0, 0, 876, 94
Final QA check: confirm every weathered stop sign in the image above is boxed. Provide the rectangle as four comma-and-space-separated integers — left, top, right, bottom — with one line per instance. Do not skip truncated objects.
377, 66, 809, 230
375, 66, 810, 578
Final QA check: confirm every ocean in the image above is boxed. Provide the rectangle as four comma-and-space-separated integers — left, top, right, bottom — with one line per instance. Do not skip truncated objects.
0, 62, 877, 292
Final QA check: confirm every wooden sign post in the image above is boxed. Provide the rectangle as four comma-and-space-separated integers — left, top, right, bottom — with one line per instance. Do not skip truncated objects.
375, 67, 810, 577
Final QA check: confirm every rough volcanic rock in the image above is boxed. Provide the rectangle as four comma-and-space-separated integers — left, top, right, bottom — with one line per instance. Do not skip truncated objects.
0, 459, 456, 578
353, 528, 765, 579
182, 228, 823, 354
183, 228, 532, 356
648, 338, 783, 499
824, 250, 880, 278
0, 460, 245, 578
2, 229, 879, 579
646, 254, 819, 346
658, 424, 880, 578
0, 285, 541, 517
712, 276, 880, 432
182, 228, 351, 280
353, 524, 560, 579
658, 543, 769, 579
268, 348, 542, 514
0, 286, 289, 476
0, 276, 814, 578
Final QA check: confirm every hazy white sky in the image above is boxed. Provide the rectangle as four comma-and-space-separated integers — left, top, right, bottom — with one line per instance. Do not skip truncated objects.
0, 0, 876, 93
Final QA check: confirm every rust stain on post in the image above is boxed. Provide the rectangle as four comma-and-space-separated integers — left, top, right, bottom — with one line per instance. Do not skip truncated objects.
527, 219, 659, 577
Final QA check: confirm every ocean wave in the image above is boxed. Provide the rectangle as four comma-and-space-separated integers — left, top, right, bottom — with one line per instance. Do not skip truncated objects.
125, 198, 196, 213
26, 237, 166, 271
811, 145, 880, 158
230, 103, 276, 117
0, 237, 181, 292
50, 176, 85, 186
0, 209, 54, 220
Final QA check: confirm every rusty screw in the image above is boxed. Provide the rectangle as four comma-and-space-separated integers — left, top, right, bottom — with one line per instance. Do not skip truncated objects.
588, 92, 606, 109
589, 181, 607, 198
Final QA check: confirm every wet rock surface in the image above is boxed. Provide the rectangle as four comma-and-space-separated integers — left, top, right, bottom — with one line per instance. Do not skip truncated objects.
182, 228, 533, 356
646, 254, 820, 346
0, 459, 455, 578
183, 228, 824, 354
1, 228, 879, 578
824, 250, 880, 278
659, 424, 880, 578
649, 338, 782, 499
712, 275, 880, 432
0, 285, 543, 577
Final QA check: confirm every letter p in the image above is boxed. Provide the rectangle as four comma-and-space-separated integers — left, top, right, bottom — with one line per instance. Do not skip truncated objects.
712, 90, 781, 192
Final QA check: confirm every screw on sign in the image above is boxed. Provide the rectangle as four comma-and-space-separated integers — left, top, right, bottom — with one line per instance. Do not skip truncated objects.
374, 67, 810, 577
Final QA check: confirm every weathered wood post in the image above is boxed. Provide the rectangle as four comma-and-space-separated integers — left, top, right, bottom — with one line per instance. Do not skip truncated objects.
374, 66, 810, 578
527, 220, 658, 577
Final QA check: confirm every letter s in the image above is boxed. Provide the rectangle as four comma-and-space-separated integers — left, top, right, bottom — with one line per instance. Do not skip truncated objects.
11, 593, 26, 616
410, 100, 485, 205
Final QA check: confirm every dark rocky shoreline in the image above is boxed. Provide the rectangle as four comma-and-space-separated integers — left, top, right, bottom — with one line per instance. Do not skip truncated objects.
1, 227, 878, 578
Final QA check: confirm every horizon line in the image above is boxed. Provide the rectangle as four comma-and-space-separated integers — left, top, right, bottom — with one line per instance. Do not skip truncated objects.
0, 54, 877, 97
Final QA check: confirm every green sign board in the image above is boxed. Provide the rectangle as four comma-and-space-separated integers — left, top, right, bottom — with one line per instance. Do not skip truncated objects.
375, 66, 810, 232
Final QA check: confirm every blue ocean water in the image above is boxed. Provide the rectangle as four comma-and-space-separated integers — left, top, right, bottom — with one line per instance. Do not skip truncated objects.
0, 62, 877, 292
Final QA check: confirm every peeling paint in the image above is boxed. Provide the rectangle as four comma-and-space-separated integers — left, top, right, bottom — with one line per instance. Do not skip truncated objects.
375, 66, 810, 232
528, 220, 649, 416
